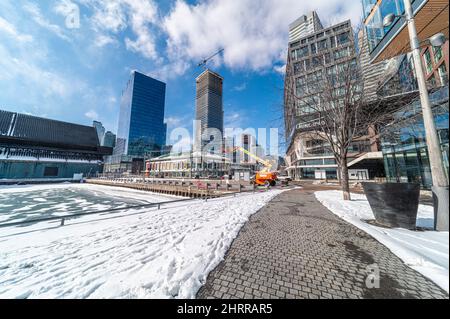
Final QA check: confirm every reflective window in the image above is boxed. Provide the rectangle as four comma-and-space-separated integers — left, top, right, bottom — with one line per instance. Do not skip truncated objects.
337, 32, 350, 45
423, 49, 433, 74
381, 87, 449, 188
317, 39, 328, 52
364, 0, 409, 52
433, 45, 443, 63
438, 64, 448, 86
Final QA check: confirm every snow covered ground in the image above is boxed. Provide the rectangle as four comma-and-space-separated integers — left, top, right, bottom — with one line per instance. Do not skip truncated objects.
315, 190, 449, 293
0, 184, 283, 298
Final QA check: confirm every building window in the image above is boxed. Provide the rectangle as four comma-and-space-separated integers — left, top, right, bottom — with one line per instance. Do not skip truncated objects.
337, 32, 350, 45
423, 49, 433, 74
311, 43, 317, 54
296, 76, 307, 96
292, 46, 309, 60
333, 23, 349, 33
334, 47, 349, 60
294, 62, 304, 74
304, 59, 311, 70
330, 36, 336, 48
427, 74, 437, 88
312, 56, 322, 67
433, 45, 443, 63
317, 39, 328, 52
438, 64, 448, 86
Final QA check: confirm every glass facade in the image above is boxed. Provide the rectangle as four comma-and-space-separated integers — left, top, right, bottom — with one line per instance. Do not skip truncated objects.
115, 71, 166, 158
377, 54, 418, 96
364, 0, 419, 53
381, 87, 449, 189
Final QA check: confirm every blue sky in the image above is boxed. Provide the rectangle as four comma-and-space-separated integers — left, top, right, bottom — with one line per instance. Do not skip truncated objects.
0, 0, 362, 150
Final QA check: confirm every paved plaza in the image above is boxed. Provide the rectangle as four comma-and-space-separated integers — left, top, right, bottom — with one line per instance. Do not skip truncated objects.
197, 187, 448, 299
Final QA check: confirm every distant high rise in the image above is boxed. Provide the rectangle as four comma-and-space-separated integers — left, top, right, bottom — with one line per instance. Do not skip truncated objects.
114, 71, 166, 158
195, 69, 224, 149
92, 121, 105, 145
289, 11, 323, 43
102, 131, 116, 148
357, 29, 390, 102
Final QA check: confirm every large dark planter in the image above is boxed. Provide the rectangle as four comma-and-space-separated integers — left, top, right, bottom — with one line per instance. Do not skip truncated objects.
362, 182, 421, 230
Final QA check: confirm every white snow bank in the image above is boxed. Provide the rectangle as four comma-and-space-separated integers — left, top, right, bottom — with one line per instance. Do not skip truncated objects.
315, 190, 449, 293
0, 190, 283, 299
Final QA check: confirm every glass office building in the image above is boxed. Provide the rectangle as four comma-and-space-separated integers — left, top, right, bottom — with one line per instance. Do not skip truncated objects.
381, 87, 449, 189
115, 71, 167, 158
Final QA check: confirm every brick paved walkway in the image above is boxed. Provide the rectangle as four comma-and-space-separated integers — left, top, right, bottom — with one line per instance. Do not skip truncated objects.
197, 188, 448, 299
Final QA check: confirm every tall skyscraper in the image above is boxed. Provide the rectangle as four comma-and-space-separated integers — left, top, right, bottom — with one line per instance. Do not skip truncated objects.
288, 11, 323, 43
195, 69, 224, 150
114, 71, 166, 158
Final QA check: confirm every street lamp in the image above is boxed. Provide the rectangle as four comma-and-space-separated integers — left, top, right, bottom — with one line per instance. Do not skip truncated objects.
383, 0, 449, 231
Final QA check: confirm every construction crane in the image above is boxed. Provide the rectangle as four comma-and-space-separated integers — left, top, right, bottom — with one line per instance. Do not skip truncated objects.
226, 146, 278, 186
198, 48, 224, 70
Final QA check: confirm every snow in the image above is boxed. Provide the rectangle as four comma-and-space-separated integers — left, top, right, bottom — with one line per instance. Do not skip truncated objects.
0, 184, 283, 298
315, 190, 449, 293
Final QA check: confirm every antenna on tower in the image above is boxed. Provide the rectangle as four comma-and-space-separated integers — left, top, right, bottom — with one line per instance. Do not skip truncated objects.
198, 48, 224, 70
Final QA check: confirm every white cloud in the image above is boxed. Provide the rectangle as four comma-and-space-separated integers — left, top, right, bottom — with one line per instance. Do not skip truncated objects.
0, 17, 33, 42
163, 0, 362, 72
85, 109, 99, 120
233, 83, 247, 92
23, 3, 70, 41
88, 0, 128, 33
165, 116, 183, 127
123, 0, 159, 60
146, 59, 190, 81
95, 34, 118, 47
80, 0, 159, 60
274, 64, 286, 75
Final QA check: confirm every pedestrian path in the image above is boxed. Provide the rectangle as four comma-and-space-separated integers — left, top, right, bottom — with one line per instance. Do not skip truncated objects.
196, 188, 448, 299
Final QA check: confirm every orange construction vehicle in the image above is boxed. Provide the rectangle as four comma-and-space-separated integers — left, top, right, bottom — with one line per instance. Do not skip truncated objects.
228, 146, 278, 187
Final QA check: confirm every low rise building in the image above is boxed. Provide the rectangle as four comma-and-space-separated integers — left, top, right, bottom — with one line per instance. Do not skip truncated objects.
0, 110, 112, 180
146, 152, 230, 178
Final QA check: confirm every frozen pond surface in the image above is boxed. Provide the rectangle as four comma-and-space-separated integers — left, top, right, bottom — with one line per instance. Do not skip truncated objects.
0, 183, 177, 224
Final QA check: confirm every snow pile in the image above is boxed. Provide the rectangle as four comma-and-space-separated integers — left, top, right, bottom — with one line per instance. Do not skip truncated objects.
315, 190, 449, 293
0, 189, 282, 298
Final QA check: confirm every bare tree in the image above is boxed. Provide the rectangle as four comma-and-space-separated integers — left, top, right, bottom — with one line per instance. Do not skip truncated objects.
283, 26, 401, 200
